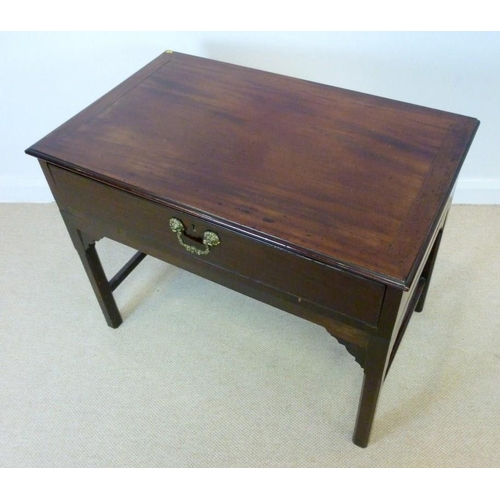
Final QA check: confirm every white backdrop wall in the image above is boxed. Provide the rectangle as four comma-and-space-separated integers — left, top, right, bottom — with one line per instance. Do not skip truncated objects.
1, 31, 499, 203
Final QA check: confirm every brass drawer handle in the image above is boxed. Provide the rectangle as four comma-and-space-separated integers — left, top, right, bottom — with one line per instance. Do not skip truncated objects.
169, 217, 220, 255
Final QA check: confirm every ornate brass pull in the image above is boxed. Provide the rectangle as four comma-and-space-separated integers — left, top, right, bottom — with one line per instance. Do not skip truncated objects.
169, 217, 220, 256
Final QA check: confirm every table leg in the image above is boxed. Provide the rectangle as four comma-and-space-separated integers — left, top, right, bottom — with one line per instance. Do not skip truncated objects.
352, 336, 391, 447
64, 223, 123, 328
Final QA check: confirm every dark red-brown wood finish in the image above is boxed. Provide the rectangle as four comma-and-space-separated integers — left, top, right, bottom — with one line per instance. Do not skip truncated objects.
26, 51, 479, 447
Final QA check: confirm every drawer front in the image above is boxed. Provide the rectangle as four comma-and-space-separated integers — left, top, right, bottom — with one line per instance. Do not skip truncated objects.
48, 164, 385, 326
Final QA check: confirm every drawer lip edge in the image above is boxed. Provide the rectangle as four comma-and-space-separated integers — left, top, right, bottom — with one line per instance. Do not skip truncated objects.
41, 157, 408, 291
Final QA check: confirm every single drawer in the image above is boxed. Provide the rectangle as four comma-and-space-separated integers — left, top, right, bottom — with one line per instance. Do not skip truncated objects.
48, 163, 385, 326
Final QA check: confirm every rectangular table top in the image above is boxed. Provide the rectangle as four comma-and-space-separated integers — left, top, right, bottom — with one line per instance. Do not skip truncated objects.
26, 51, 479, 289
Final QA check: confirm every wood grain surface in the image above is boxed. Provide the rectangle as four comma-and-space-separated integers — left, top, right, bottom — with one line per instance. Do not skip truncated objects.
26, 51, 479, 288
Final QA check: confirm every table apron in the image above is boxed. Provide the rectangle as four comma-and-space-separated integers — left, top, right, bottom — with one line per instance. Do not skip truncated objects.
46, 162, 386, 328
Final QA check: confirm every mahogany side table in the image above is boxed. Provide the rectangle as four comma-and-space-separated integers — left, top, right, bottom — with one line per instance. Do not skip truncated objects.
26, 51, 479, 447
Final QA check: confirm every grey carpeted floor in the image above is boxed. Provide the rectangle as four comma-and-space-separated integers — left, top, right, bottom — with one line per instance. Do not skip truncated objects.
1, 203, 499, 467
